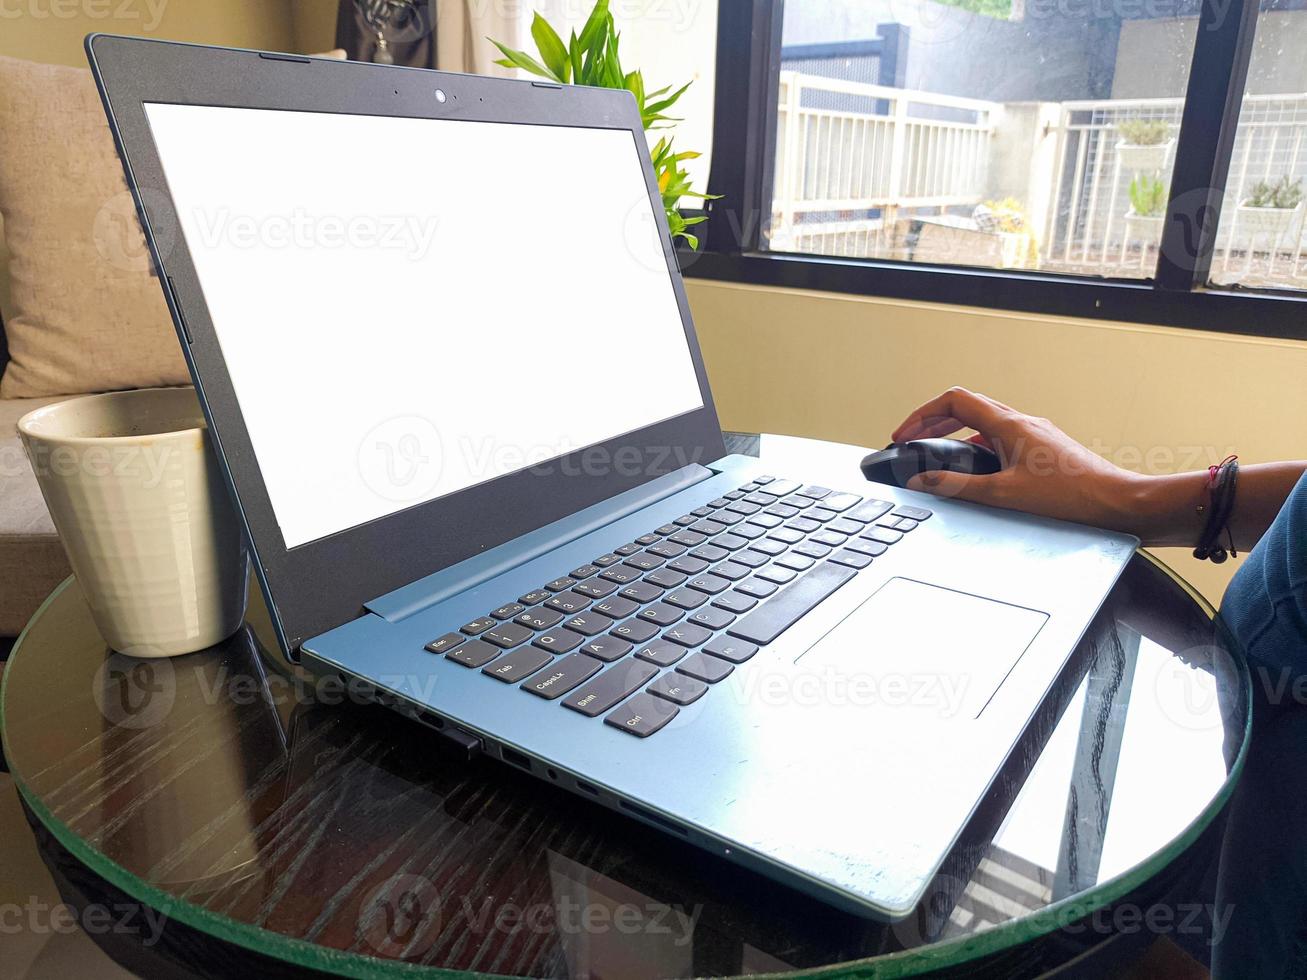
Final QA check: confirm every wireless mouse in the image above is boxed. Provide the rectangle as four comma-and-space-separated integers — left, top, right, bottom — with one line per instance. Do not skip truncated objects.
860, 438, 1002, 489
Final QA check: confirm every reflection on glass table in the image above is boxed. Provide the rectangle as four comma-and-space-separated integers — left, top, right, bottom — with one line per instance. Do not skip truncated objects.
1, 433, 1249, 978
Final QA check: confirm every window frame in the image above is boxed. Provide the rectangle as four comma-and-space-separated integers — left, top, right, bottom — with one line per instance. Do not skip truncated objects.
686, 0, 1307, 342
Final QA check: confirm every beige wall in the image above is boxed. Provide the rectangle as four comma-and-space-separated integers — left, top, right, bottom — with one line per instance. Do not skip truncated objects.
687, 279, 1307, 604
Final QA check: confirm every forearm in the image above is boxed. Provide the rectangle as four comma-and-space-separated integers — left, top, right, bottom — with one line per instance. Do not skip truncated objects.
1123, 461, 1307, 551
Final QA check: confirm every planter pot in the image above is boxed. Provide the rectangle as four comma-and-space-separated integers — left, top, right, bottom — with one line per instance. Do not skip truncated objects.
1236, 202, 1302, 236
1123, 210, 1164, 238
1116, 140, 1172, 172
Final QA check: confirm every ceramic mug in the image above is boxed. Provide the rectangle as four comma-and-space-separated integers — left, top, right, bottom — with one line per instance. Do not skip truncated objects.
18, 387, 249, 657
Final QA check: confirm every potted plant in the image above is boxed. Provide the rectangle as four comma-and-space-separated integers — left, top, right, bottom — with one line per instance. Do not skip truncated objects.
489, 0, 716, 248
1115, 118, 1173, 172
1124, 174, 1166, 236
1237, 176, 1304, 236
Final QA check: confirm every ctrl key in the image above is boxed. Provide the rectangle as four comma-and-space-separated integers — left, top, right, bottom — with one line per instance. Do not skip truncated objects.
605, 693, 679, 737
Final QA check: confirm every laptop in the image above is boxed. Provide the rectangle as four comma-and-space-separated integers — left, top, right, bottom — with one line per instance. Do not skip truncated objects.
87, 34, 1138, 920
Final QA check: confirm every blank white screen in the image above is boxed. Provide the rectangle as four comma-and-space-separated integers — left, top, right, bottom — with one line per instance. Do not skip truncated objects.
143, 103, 704, 548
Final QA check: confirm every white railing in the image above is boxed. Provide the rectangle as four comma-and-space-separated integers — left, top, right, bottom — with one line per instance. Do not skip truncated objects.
1046, 93, 1307, 282
770, 71, 1001, 253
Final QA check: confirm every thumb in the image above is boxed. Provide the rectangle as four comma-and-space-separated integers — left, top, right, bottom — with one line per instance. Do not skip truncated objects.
906, 469, 997, 503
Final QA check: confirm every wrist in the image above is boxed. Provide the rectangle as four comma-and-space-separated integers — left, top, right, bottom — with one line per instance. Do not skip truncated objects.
1116, 471, 1207, 547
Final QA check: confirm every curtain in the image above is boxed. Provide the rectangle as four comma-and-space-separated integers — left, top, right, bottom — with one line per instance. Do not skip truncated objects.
335, 0, 438, 67
435, 0, 528, 76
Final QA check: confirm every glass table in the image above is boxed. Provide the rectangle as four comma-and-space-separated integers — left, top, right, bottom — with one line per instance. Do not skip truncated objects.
1, 434, 1250, 978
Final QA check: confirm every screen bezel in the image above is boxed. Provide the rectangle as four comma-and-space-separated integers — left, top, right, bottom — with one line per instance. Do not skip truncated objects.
87, 35, 725, 657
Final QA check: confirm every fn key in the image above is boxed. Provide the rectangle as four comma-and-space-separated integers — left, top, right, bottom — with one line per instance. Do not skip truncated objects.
605, 693, 678, 737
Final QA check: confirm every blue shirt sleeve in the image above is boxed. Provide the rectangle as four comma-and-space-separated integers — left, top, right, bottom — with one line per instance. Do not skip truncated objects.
1219, 471, 1307, 675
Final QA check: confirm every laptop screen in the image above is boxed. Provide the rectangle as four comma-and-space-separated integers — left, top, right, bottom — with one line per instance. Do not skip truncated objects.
141, 103, 705, 549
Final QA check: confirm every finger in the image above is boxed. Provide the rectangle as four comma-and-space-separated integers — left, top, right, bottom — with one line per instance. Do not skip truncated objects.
965, 432, 994, 450
898, 415, 968, 441
892, 388, 1009, 443
906, 469, 1003, 504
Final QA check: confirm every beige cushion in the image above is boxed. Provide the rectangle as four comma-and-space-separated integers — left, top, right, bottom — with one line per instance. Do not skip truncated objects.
0, 396, 70, 635
0, 55, 188, 399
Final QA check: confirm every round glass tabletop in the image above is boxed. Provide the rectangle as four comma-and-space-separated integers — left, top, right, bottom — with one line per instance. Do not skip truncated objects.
1, 434, 1251, 978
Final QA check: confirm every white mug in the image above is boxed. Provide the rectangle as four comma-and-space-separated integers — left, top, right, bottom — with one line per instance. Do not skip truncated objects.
18, 387, 249, 657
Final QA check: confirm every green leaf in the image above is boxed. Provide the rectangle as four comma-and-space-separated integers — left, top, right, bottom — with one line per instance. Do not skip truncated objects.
644, 81, 691, 116
577, 0, 610, 50
530, 13, 570, 83
488, 39, 559, 81
568, 31, 583, 81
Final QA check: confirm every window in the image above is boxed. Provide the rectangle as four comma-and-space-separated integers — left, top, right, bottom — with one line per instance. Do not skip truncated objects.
693, 1, 1307, 340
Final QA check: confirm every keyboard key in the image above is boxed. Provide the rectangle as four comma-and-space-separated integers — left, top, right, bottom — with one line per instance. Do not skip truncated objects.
811, 530, 849, 548
691, 507, 713, 518
647, 673, 707, 705
460, 617, 496, 636
647, 541, 686, 559
728, 562, 857, 645
545, 591, 590, 614
491, 603, 526, 621
712, 592, 757, 613
605, 693, 678, 737
765, 479, 802, 496
752, 538, 787, 557
620, 581, 663, 603
733, 549, 770, 568
570, 564, 601, 579
775, 552, 815, 572
668, 556, 710, 575
646, 568, 688, 590
690, 519, 728, 536
710, 561, 751, 581
794, 541, 832, 560
574, 577, 618, 599
690, 607, 735, 631
484, 623, 533, 648
731, 522, 766, 540
624, 552, 665, 572
611, 618, 659, 644
547, 577, 578, 593
714, 533, 749, 551
677, 652, 734, 683
845, 539, 888, 558
665, 589, 708, 610
893, 505, 933, 521
663, 623, 713, 648
447, 640, 500, 668
829, 549, 873, 569
565, 612, 614, 636
887, 517, 920, 532
821, 492, 861, 511
519, 589, 551, 605
594, 596, 639, 619
726, 500, 761, 516
712, 510, 745, 526
862, 526, 903, 545
564, 660, 658, 716
691, 544, 730, 563
533, 627, 584, 654
638, 603, 683, 627
781, 494, 815, 510
684, 573, 729, 595
516, 607, 565, 630
669, 529, 707, 547
704, 638, 758, 663
747, 512, 783, 529
806, 507, 838, 523
798, 485, 831, 499
846, 499, 894, 524
725, 489, 746, 500
768, 527, 804, 545
766, 503, 800, 519
592, 554, 622, 567
483, 646, 552, 681
636, 533, 660, 546
425, 633, 465, 655
736, 578, 779, 599
523, 652, 603, 699
654, 523, 678, 536
581, 636, 633, 662
708, 497, 731, 509
635, 639, 687, 667
787, 517, 821, 534
673, 514, 698, 527
753, 475, 775, 484
828, 518, 864, 536
615, 543, 643, 556
600, 565, 642, 585
757, 565, 797, 585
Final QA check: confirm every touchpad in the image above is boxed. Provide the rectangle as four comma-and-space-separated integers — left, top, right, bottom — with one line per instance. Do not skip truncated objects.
796, 578, 1049, 719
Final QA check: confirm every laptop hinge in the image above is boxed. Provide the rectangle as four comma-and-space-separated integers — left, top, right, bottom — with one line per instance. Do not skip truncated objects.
365, 464, 716, 624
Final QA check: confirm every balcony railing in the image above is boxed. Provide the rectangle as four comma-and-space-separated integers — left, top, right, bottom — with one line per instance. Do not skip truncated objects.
770, 71, 1307, 288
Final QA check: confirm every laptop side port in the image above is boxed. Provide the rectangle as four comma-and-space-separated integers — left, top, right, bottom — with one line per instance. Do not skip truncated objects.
574, 779, 600, 797
619, 800, 688, 837
500, 746, 532, 771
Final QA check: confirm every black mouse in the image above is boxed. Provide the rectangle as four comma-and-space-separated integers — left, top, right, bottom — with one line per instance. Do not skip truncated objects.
860, 438, 1002, 489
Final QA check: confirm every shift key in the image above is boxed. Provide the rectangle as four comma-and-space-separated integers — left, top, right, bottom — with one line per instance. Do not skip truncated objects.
563, 660, 658, 717
522, 652, 603, 699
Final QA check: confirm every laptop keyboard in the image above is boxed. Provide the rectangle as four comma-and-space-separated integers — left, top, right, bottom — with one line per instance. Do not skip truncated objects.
423, 477, 931, 737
